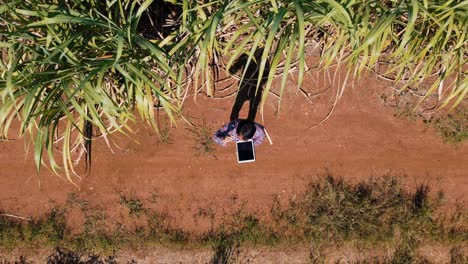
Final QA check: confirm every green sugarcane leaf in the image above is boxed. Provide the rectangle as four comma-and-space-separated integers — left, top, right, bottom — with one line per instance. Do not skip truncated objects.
28, 14, 94, 26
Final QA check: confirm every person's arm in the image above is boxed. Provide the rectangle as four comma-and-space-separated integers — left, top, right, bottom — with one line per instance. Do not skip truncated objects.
213, 121, 237, 146
252, 124, 266, 146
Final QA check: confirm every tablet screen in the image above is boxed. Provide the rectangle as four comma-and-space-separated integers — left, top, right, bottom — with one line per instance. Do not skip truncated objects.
236, 140, 255, 163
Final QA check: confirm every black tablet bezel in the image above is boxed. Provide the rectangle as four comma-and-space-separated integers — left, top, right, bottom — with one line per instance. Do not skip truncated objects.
236, 140, 256, 163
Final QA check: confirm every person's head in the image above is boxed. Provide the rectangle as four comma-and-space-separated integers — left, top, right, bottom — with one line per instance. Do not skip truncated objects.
236, 120, 256, 140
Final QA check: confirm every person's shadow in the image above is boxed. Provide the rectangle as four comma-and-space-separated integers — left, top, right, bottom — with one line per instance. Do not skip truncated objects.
229, 49, 270, 122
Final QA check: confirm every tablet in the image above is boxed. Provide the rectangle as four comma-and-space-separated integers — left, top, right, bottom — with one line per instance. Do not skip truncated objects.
236, 140, 256, 163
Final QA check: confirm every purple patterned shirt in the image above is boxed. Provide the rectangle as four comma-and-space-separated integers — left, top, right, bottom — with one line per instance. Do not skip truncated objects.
213, 120, 266, 146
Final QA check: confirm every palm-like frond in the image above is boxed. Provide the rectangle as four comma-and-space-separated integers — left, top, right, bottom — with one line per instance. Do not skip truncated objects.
173, 0, 466, 111
0, 0, 180, 182
1, 0, 466, 181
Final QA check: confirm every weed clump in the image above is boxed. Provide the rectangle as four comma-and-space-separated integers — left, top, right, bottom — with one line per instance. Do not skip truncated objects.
29, 208, 68, 245
269, 175, 455, 243
412, 184, 430, 213
119, 194, 145, 218
210, 233, 241, 264
187, 119, 217, 157
430, 109, 468, 145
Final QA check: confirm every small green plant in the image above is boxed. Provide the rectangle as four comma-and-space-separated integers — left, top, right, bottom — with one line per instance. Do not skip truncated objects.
188, 119, 216, 157
82, 210, 107, 236
431, 109, 468, 145
119, 194, 144, 218
29, 208, 68, 245
155, 118, 173, 144
412, 184, 430, 213
210, 233, 241, 264
66, 193, 88, 210
388, 237, 424, 264
0, 210, 25, 250
158, 126, 173, 144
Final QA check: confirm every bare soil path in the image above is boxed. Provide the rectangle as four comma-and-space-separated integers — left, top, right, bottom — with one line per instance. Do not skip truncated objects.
0, 70, 466, 232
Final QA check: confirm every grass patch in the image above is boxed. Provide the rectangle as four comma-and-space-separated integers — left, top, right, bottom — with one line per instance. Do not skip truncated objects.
158, 125, 173, 144
119, 193, 145, 218
381, 91, 467, 145
209, 233, 241, 264
187, 119, 217, 157
425, 109, 468, 145
0, 175, 466, 262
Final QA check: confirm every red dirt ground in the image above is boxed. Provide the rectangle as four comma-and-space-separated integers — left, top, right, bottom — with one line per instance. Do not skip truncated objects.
0, 66, 467, 233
